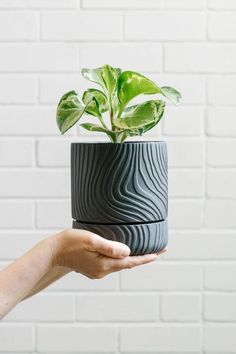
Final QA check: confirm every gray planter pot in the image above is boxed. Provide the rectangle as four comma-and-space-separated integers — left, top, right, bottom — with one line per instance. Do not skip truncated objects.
71, 141, 168, 255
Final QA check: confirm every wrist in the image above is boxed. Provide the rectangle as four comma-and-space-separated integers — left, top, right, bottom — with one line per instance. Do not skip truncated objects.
46, 229, 68, 268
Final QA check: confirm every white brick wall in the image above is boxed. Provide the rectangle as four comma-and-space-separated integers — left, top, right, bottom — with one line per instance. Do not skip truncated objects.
0, 1, 235, 353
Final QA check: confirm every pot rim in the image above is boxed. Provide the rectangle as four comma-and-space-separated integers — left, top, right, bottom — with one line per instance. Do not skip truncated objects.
71, 140, 166, 145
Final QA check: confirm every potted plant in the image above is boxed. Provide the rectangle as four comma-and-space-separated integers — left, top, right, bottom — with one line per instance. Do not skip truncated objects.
56, 64, 181, 255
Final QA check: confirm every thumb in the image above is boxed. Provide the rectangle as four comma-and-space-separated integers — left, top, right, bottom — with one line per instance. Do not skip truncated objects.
90, 235, 131, 258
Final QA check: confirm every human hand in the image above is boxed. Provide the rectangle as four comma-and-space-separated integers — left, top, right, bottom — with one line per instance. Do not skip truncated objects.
49, 228, 166, 279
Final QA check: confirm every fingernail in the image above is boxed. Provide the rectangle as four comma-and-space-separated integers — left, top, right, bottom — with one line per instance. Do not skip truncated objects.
120, 245, 130, 256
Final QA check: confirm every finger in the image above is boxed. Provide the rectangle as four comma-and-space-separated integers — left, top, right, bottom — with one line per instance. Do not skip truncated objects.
89, 235, 131, 258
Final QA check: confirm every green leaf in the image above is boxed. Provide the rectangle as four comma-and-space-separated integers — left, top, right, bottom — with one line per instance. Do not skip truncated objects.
117, 71, 161, 114
82, 67, 104, 88
82, 65, 121, 93
161, 86, 182, 105
80, 122, 118, 143
82, 89, 108, 118
101, 64, 120, 96
113, 100, 165, 130
56, 90, 86, 134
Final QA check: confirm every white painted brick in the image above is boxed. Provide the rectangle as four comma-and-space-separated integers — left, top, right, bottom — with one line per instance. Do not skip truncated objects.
36, 200, 71, 228
0, 139, 33, 166
167, 140, 204, 167
81, 43, 162, 72
207, 140, 236, 167
169, 200, 203, 229
169, 169, 203, 197
0, 170, 70, 197
165, 231, 236, 260
39, 74, 87, 104
204, 325, 236, 352
207, 170, 236, 198
204, 264, 236, 290
42, 12, 122, 41
37, 138, 72, 167
5, 294, 75, 322
163, 107, 202, 136
207, 107, 236, 137
161, 294, 201, 322
82, 0, 164, 9
0, 107, 67, 136
0, 12, 38, 41
204, 294, 236, 321
165, 44, 236, 73
125, 12, 205, 41
0, 201, 33, 229
120, 325, 201, 352
47, 271, 118, 291
0, 0, 77, 8
0, 232, 47, 259
165, 0, 205, 8
0, 44, 78, 72
205, 199, 236, 228
121, 263, 202, 290
37, 325, 117, 352
0, 75, 37, 104
209, 12, 236, 41
208, 0, 236, 9
76, 294, 158, 321
207, 76, 236, 104
0, 324, 33, 352
149, 74, 205, 104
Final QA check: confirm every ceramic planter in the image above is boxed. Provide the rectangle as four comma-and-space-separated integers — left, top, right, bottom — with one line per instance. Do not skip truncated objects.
71, 141, 168, 255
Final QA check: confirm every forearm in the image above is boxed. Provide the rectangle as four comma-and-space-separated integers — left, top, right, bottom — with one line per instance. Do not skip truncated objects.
0, 236, 55, 319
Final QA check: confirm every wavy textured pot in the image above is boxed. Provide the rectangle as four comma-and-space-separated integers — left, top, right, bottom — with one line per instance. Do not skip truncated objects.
71, 141, 168, 255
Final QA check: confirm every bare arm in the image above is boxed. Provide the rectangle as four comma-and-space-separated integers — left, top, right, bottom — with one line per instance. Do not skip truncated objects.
0, 229, 166, 319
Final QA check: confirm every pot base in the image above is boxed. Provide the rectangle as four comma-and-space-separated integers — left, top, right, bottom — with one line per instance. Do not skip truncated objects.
72, 219, 168, 256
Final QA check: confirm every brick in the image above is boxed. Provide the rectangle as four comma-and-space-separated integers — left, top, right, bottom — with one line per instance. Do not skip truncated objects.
0, 0, 77, 8
207, 139, 236, 167
207, 107, 236, 137
120, 325, 201, 352
0, 106, 69, 136
39, 74, 87, 104
161, 294, 201, 321
5, 294, 75, 322
207, 76, 236, 104
209, 12, 236, 41
0, 232, 47, 259
125, 12, 205, 40
76, 294, 158, 321
208, 0, 236, 9
205, 199, 236, 228
169, 169, 203, 198
0, 44, 78, 72
163, 106, 202, 136
0, 324, 33, 351
207, 170, 236, 198
0, 139, 34, 166
169, 200, 203, 229
121, 263, 202, 290
165, 0, 205, 8
37, 138, 72, 167
81, 43, 162, 72
167, 140, 204, 167
0, 201, 33, 229
82, 0, 164, 9
0, 75, 37, 104
37, 325, 117, 352
0, 170, 70, 197
165, 44, 236, 73
0, 12, 38, 40
47, 271, 118, 291
165, 231, 236, 260
36, 200, 71, 228
204, 294, 236, 321
204, 325, 236, 352
42, 12, 122, 41
204, 264, 236, 290
148, 73, 205, 104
